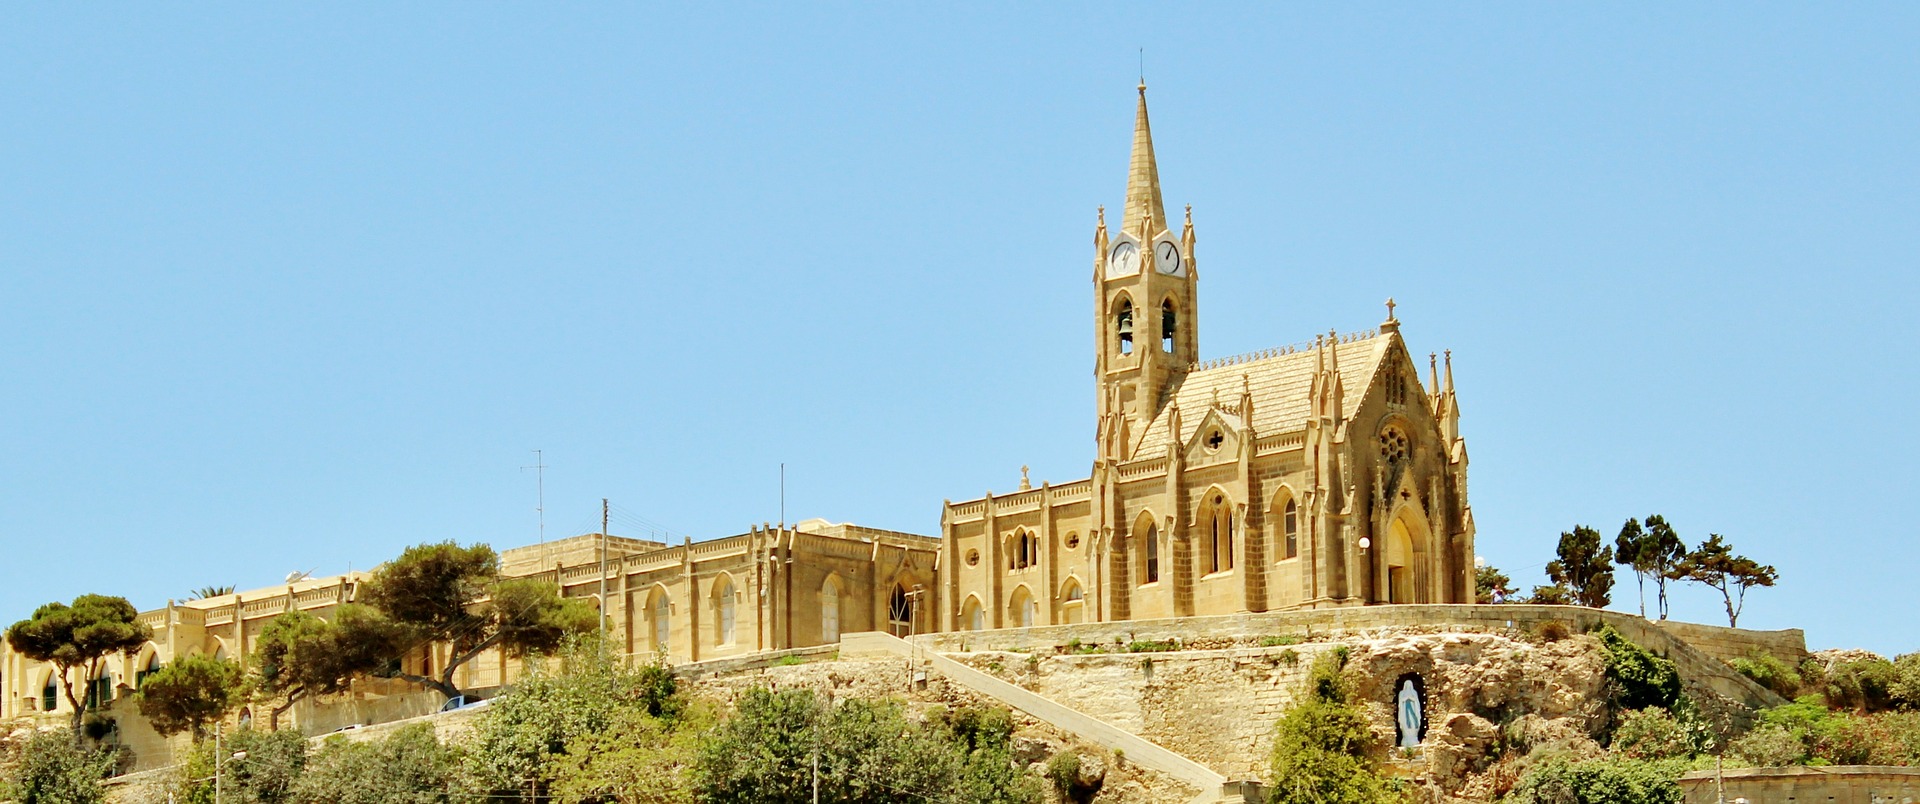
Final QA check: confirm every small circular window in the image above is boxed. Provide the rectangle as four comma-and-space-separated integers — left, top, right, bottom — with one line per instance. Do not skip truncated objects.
1065, 532, 1081, 550
1204, 429, 1225, 452
966, 549, 980, 567
1379, 428, 1409, 463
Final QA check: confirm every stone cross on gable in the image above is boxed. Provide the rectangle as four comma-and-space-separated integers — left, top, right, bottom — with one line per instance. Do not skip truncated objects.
1385, 297, 1397, 321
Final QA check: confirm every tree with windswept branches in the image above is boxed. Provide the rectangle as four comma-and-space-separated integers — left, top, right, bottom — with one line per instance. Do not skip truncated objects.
1674, 534, 1777, 627
358, 541, 597, 701
1636, 515, 1688, 620
1546, 525, 1614, 609
1614, 519, 1652, 617
5, 595, 151, 733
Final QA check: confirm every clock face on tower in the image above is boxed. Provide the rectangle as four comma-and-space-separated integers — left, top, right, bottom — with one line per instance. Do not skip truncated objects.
1108, 240, 1141, 278
1154, 238, 1183, 276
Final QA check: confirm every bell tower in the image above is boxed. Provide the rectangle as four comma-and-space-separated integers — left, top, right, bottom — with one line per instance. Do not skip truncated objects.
1094, 84, 1199, 463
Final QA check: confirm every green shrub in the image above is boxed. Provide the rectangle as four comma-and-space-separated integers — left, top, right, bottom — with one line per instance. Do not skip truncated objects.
2, 730, 117, 804
1610, 709, 1694, 760
1267, 652, 1402, 804
771, 654, 806, 667
1045, 752, 1099, 803
696, 688, 1041, 804
1127, 640, 1178, 653
1596, 626, 1681, 711
176, 728, 308, 804
1505, 756, 1687, 804
1890, 653, 1920, 710
1259, 635, 1302, 648
1730, 652, 1802, 698
1824, 657, 1898, 713
292, 723, 463, 804
1728, 724, 1807, 767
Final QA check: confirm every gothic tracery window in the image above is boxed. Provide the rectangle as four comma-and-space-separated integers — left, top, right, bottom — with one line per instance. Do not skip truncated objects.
1379, 427, 1410, 464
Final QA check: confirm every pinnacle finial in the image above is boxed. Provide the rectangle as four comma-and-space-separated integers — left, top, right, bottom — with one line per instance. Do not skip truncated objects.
1019, 465, 1031, 492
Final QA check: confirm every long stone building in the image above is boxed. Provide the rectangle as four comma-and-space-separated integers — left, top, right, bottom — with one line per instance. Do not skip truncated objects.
939, 85, 1475, 632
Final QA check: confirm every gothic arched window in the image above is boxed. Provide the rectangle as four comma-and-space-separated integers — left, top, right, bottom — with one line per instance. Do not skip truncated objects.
1208, 494, 1235, 574
1116, 300, 1134, 356
1161, 300, 1178, 354
1143, 524, 1160, 584
1283, 499, 1299, 559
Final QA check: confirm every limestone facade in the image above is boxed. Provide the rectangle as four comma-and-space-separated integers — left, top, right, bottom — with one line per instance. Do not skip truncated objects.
1, 521, 937, 738
939, 86, 1475, 633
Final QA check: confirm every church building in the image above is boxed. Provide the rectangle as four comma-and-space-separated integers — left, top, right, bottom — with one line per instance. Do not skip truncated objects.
937, 86, 1476, 631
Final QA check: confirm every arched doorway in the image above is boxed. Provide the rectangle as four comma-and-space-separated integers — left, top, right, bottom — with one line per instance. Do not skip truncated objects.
1007, 586, 1036, 628
1058, 578, 1086, 624
647, 587, 670, 654
888, 583, 914, 637
820, 576, 842, 643
1386, 518, 1415, 603
711, 575, 736, 647
960, 596, 985, 631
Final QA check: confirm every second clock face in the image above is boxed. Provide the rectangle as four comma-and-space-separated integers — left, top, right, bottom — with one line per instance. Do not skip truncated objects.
1154, 239, 1183, 275
1109, 241, 1141, 277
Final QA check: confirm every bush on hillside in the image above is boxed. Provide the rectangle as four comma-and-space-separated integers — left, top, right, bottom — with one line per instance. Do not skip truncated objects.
1, 730, 118, 804
1730, 652, 1801, 699
292, 723, 463, 804
1595, 627, 1681, 712
695, 688, 1040, 804
1824, 656, 1898, 713
1609, 709, 1695, 761
1267, 652, 1403, 804
1505, 755, 1688, 804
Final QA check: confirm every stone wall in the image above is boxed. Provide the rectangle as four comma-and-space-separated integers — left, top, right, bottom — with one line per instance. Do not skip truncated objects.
913, 604, 1792, 710
1654, 619, 1807, 668
1679, 765, 1920, 804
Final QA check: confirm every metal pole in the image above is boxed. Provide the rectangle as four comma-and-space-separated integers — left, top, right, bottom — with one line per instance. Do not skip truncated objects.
214, 724, 222, 804
600, 498, 610, 641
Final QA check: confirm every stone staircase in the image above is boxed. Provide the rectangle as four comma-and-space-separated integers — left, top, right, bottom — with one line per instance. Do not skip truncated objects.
842, 631, 1262, 804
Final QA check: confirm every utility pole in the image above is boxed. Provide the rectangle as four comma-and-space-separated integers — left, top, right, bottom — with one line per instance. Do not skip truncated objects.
521, 450, 547, 548
600, 498, 610, 644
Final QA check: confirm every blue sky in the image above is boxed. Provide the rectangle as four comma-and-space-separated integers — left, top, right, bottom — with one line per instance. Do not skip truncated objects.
4, 5, 1915, 655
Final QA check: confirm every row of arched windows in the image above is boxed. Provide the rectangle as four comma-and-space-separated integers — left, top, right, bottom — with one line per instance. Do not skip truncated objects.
1119, 493, 1304, 588
957, 577, 1084, 631
1114, 298, 1180, 356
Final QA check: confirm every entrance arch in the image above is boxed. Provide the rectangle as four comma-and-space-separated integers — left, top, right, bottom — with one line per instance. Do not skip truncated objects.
1007, 585, 1037, 628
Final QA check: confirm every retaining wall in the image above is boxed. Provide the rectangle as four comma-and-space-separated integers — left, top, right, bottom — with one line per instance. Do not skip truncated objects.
1680, 765, 1920, 804
910, 604, 1792, 710
1654, 619, 1808, 668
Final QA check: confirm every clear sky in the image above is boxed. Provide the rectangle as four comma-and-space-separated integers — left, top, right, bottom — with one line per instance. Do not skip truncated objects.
4, 5, 1916, 655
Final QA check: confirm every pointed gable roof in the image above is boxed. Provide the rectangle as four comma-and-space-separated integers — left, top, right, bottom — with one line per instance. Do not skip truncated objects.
1133, 332, 1391, 454
1123, 84, 1169, 239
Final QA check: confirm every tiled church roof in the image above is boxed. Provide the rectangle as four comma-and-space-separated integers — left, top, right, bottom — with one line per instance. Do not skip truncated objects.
1132, 331, 1391, 454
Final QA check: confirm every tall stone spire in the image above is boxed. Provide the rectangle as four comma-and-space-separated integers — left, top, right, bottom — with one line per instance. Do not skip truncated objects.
1123, 83, 1169, 239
